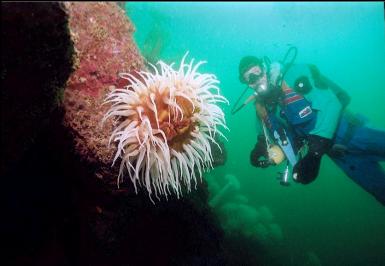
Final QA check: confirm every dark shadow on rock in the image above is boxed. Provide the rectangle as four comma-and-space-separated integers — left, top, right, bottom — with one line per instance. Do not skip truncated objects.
3, 106, 230, 266
1, 2, 74, 177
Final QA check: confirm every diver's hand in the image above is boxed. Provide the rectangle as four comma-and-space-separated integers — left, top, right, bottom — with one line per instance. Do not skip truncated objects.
250, 151, 273, 168
250, 137, 268, 167
250, 135, 277, 168
293, 155, 321, 184
255, 159, 274, 168
308, 64, 321, 79
250, 147, 274, 168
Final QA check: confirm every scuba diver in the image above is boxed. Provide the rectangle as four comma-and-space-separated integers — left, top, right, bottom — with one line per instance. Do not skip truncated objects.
234, 47, 385, 206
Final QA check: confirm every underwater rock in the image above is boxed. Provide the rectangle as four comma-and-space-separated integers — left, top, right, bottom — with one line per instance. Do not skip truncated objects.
219, 203, 242, 232
5, 124, 227, 265
304, 251, 323, 266
59, 4, 229, 263
218, 202, 260, 236
254, 222, 269, 242
236, 203, 259, 229
205, 175, 221, 196
258, 205, 274, 223
62, 2, 144, 189
267, 223, 284, 242
116, 2, 126, 10
2, 3, 256, 266
209, 174, 240, 208
1, 2, 74, 177
232, 194, 249, 204
62, 2, 227, 195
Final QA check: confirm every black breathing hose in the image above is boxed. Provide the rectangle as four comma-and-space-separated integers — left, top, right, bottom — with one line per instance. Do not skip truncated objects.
231, 86, 250, 115
280, 46, 298, 82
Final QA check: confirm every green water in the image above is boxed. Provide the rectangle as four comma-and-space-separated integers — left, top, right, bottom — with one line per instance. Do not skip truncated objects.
126, 2, 385, 265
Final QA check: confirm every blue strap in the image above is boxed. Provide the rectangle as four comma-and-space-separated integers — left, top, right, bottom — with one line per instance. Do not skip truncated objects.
264, 112, 298, 167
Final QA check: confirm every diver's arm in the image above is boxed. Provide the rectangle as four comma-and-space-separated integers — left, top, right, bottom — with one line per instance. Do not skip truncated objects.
308, 64, 351, 108
255, 100, 268, 121
250, 100, 276, 168
320, 75, 351, 108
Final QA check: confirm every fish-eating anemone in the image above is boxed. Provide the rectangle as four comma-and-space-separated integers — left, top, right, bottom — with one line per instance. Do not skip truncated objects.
102, 52, 229, 202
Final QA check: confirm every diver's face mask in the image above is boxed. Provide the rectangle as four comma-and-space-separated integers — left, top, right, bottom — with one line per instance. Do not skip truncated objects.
246, 72, 264, 84
243, 65, 268, 96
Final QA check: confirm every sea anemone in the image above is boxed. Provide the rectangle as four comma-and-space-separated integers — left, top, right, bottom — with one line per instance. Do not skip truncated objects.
102, 52, 228, 201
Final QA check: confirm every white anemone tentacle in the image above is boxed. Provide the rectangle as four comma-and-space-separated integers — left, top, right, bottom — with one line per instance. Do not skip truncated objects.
102, 52, 229, 202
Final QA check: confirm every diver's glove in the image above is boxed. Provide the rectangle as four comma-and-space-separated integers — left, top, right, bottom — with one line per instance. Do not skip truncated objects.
293, 134, 332, 184
250, 135, 274, 168
254, 158, 274, 168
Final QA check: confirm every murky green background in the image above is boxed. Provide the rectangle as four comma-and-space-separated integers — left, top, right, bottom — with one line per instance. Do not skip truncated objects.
126, 2, 385, 265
